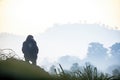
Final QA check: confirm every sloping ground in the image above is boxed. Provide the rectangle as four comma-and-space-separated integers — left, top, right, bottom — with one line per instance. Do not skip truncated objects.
0, 58, 52, 80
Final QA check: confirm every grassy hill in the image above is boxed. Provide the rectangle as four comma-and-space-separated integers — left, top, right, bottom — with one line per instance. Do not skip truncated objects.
0, 58, 52, 80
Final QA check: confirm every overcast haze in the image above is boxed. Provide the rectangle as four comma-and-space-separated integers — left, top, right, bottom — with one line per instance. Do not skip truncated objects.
0, 23, 120, 72
0, 0, 120, 73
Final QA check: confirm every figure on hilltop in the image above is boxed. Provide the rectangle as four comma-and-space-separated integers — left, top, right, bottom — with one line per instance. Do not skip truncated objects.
22, 35, 39, 65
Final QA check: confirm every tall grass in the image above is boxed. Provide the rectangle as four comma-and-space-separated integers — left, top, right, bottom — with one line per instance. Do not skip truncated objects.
52, 63, 113, 80
0, 49, 21, 60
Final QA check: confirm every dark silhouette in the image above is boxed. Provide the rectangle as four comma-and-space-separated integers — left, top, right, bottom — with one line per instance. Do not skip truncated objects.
22, 35, 39, 65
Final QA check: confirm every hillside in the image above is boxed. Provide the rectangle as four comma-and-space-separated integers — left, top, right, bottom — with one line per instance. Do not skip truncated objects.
0, 58, 51, 80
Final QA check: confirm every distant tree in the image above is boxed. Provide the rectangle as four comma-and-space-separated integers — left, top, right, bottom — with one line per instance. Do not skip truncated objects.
87, 42, 108, 59
112, 69, 120, 76
109, 42, 120, 65
87, 42, 108, 65
58, 55, 81, 69
112, 68, 120, 79
70, 63, 81, 72
110, 42, 120, 55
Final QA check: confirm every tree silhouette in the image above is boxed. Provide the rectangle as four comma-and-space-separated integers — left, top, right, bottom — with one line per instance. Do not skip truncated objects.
87, 42, 108, 60
70, 63, 81, 72
109, 42, 120, 64
112, 67, 120, 79
86, 42, 108, 68
110, 42, 120, 55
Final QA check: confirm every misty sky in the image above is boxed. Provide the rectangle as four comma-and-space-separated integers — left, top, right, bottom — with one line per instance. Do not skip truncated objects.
0, 23, 120, 72
0, 0, 120, 72
0, 0, 120, 35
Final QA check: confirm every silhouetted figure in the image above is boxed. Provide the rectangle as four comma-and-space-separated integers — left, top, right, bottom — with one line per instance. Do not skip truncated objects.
22, 35, 39, 65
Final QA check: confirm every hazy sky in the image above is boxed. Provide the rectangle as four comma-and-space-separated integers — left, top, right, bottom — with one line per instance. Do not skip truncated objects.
0, 0, 120, 35
0, 0, 120, 71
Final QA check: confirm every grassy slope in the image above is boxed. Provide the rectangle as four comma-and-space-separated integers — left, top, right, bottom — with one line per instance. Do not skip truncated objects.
0, 58, 51, 80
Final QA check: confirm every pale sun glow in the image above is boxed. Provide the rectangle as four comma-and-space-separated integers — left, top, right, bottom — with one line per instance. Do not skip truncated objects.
0, 0, 120, 35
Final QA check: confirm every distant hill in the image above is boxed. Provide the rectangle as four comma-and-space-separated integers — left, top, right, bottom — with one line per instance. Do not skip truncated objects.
0, 23, 120, 71
38, 23, 120, 70
38, 23, 120, 58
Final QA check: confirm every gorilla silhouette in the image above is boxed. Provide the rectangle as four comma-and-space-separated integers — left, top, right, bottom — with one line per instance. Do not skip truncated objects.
22, 35, 39, 65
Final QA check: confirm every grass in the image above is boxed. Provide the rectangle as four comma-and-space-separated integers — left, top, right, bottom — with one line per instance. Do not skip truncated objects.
52, 63, 114, 80
0, 58, 52, 80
